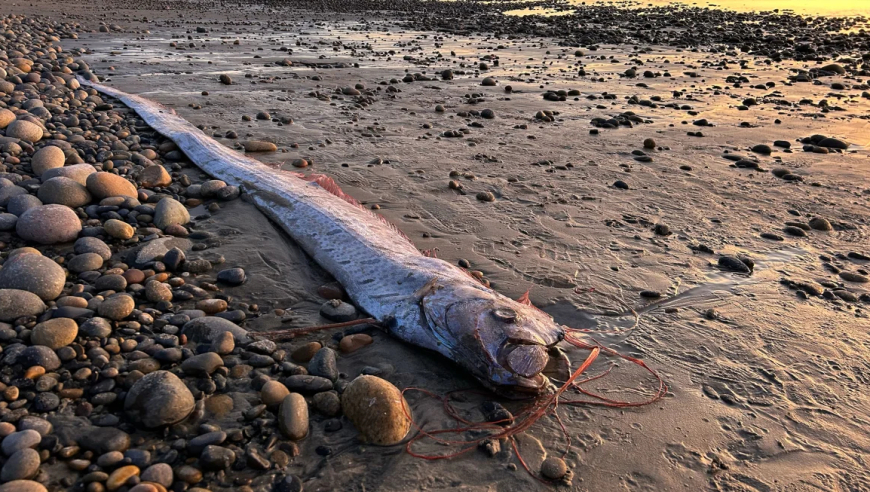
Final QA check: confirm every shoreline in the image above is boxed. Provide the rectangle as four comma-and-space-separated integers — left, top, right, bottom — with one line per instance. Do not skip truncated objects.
0, 1, 868, 491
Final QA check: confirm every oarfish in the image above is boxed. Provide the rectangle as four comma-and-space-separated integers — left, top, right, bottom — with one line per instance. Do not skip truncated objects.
80, 78, 566, 397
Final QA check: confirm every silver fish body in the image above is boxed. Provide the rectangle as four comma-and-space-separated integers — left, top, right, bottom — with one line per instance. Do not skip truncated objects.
80, 78, 565, 396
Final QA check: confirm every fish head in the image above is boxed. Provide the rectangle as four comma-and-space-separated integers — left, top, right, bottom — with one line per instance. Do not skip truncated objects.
421, 282, 563, 398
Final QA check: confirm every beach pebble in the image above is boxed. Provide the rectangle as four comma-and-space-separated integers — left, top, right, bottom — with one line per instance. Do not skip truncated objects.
0, 289, 45, 322
243, 141, 277, 152
200, 445, 235, 470
216, 268, 246, 285
16, 204, 82, 244
106, 465, 139, 491
31, 318, 78, 349
0, 448, 40, 481
37, 176, 92, 208
5, 120, 43, 142
308, 347, 338, 381
808, 217, 833, 231
261, 380, 291, 407
140, 463, 173, 487
0, 109, 14, 128
16, 345, 60, 371
0, 252, 65, 301
210, 331, 235, 355
104, 218, 135, 240
153, 197, 189, 230
98, 294, 135, 320
75, 237, 112, 260
138, 165, 172, 188
0, 481, 46, 492
182, 316, 248, 344
68, 252, 104, 273
1, 430, 41, 456
292, 342, 322, 362
125, 370, 195, 428
320, 299, 357, 322
341, 375, 411, 445
541, 457, 568, 479
339, 333, 373, 353
181, 352, 223, 376
7, 195, 42, 217
86, 172, 138, 199
278, 393, 309, 440
41, 164, 95, 185
31, 145, 65, 176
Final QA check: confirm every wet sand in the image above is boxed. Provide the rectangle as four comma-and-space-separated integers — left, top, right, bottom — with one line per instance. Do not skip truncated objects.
5, 0, 870, 490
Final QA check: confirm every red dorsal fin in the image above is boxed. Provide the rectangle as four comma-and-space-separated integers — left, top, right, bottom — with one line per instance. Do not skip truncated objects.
291, 172, 413, 244
517, 290, 532, 306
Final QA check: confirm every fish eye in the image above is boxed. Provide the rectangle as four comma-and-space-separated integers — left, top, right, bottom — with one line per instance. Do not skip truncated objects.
492, 308, 517, 323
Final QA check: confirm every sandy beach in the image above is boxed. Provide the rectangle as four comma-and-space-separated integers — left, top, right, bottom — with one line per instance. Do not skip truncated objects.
0, 0, 868, 490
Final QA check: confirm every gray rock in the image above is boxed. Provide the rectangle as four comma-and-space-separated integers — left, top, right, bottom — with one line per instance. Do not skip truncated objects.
37, 176, 92, 208
181, 352, 223, 377
78, 427, 131, 454
0, 289, 45, 322
0, 213, 15, 231
181, 316, 248, 344
97, 294, 135, 320
31, 145, 65, 177
1, 430, 41, 456
41, 163, 96, 185
281, 375, 333, 393
130, 237, 191, 267
16, 204, 82, 245
153, 197, 189, 230
0, 448, 40, 481
308, 347, 338, 382
216, 268, 246, 286
0, 185, 28, 206
320, 299, 358, 322
140, 463, 173, 486
74, 237, 112, 261
124, 371, 195, 428
188, 431, 226, 455
15, 346, 61, 371
0, 253, 65, 301
79, 317, 112, 338
278, 393, 308, 440
199, 445, 235, 470
67, 253, 103, 273
7, 195, 42, 217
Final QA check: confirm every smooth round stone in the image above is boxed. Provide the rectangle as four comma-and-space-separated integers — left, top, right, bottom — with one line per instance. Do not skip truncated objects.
37, 177, 92, 208
31, 317, 78, 349
260, 380, 290, 407
16, 204, 82, 244
180, 352, 223, 377
216, 268, 246, 286
153, 197, 189, 230
1, 430, 41, 456
188, 431, 227, 455
174, 465, 202, 484
31, 146, 66, 176
41, 163, 96, 186
308, 347, 338, 382
809, 217, 833, 231
0, 289, 45, 322
106, 465, 140, 491
339, 333, 373, 354
145, 280, 172, 303
124, 371, 195, 428
541, 457, 568, 479
292, 342, 322, 362
278, 393, 308, 440
97, 451, 126, 468
242, 141, 277, 152
0, 448, 40, 481
181, 316, 248, 344
320, 299, 357, 322
86, 172, 137, 199
196, 299, 226, 315
341, 375, 411, 445
0, 109, 14, 128
312, 391, 341, 417
74, 237, 112, 260
0, 481, 47, 492
0, 253, 65, 301
79, 317, 113, 338
137, 165, 171, 188
32, 392, 59, 412
7, 195, 42, 217
140, 463, 173, 487
199, 180, 227, 197
98, 294, 135, 320
68, 253, 104, 273
104, 218, 134, 240
6, 120, 43, 143
0, 213, 16, 231
16, 346, 61, 371
209, 331, 234, 355
199, 445, 234, 470
0, 186, 28, 207
79, 427, 131, 454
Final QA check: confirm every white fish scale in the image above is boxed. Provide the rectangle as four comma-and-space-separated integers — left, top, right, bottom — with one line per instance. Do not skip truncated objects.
80, 78, 472, 351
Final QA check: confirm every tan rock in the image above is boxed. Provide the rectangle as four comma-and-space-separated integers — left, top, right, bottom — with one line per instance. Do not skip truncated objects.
341, 375, 410, 445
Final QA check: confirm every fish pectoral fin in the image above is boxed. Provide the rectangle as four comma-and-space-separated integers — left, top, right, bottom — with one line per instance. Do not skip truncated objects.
414, 278, 440, 300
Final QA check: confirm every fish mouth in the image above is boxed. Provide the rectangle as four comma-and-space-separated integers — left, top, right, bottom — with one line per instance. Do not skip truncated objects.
492, 373, 553, 399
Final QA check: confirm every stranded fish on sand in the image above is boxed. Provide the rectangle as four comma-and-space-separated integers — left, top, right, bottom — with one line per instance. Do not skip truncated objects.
80, 77, 573, 397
